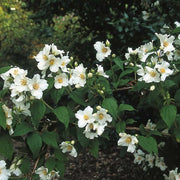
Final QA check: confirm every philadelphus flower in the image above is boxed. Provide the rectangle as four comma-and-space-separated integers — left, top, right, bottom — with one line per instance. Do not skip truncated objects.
96, 64, 109, 78
60, 141, 77, 157
28, 74, 48, 99
164, 168, 180, 180
155, 33, 175, 53
145, 119, 156, 130
75, 106, 95, 128
54, 73, 69, 89
117, 133, 138, 153
0, 160, 11, 180
133, 149, 145, 165
70, 63, 87, 87
155, 156, 167, 171
94, 41, 111, 62
143, 66, 160, 83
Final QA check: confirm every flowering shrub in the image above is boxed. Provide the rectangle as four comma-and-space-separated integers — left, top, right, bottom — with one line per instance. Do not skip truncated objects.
0, 22, 180, 179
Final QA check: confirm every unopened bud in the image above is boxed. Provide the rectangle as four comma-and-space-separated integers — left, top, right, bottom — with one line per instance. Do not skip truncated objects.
91, 69, 95, 73
100, 90, 104, 94
106, 40, 110, 47
129, 62, 134, 66
74, 62, 78, 67
75, 84, 80, 88
112, 54, 116, 58
70, 56, 73, 61
96, 106, 101, 110
71, 140, 75, 145
30, 96, 35, 100
102, 87, 105, 91
150, 85, 155, 91
88, 73, 93, 78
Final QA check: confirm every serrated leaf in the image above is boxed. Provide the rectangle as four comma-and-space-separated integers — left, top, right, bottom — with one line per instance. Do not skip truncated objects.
13, 122, 34, 136
0, 103, 6, 129
76, 128, 89, 147
126, 118, 136, 124
56, 160, 65, 179
42, 130, 58, 148
102, 98, 118, 119
50, 88, 64, 104
46, 157, 56, 172
0, 133, 13, 159
30, 100, 46, 127
119, 69, 134, 79
138, 135, 158, 154
27, 132, 42, 158
54, 106, 70, 128
20, 157, 31, 174
0, 89, 8, 98
119, 104, 135, 112
160, 105, 177, 128
69, 90, 87, 106
88, 139, 99, 158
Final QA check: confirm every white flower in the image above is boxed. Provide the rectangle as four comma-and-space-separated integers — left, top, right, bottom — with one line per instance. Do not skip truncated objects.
143, 66, 160, 83
137, 65, 145, 81
96, 64, 109, 78
28, 74, 48, 99
94, 41, 111, 62
174, 21, 180, 27
70, 64, 87, 87
35, 166, 49, 180
117, 133, 138, 153
54, 73, 69, 89
10, 164, 22, 176
0, 160, 11, 180
155, 156, 167, 171
174, 50, 180, 61
48, 170, 60, 179
51, 43, 64, 56
48, 55, 61, 72
59, 55, 70, 72
75, 106, 95, 128
145, 153, 155, 168
142, 11, 149, 21
125, 47, 139, 60
155, 33, 175, 53
60, 141, 77, 157
94, 107, 112, 125
13, 100, 31, 116
133, 149, 145, 165
84, 122, 105, 139
155, 61, 173, 81
145, 119, 156, 130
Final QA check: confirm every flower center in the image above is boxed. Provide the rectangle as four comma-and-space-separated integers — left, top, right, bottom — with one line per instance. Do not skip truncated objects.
125, 137, 132, 143
67, 145, 72, 151
160, 68, 165, 73
89, 123, 94, 129
43, 55, 48, 60
33, 83, 39, 90
49, 59, 55, 65
80, 74, 85, 79
163, 41, 169, 47
150, 71, 156, 77
144, 49, 148, 53
42, 169, 48, 175
84, 115, 89, 120
13, 69, 18, 75
58, 78, 63, 83
21, 79, 27, 86
99, 113, 104, 120
0, 169, 1, 175
61, 62, 65, 66
102, 47, 108, 53
138, 157, 141, 161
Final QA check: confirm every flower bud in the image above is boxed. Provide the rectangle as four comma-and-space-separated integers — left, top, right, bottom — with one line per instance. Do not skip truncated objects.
112, 54, 116, 58
150, 85, 155, 91
88, 73, 93, 78
106, 40, 110, 47
74, 62, 78, 67
71, 140, 75, 145
70, 56, 73, 61
75, 84, 80, 88
96, 106, 101, 110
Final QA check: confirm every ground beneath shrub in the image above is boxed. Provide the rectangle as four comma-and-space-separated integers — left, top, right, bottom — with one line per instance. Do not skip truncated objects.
64, 145, 164, 180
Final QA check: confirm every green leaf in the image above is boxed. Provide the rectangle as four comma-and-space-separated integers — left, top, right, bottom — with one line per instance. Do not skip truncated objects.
56, 160, 65, 179
175, 89, 180, 103
172, 27, 180, 34
119, 69, 134, 79
119, 104, 135, 112
46, 157, 56, 172
50, 88, 64, 104
27, 132, 42, 158
88, 139, 99, 158
30, 100, 46, 127
0, 89, 8, 98
160, 105, 177, 128
116, 121, 126, 133
13, 122, 34, 136
76, 128, 89, 147
54, 106, 70, 128
69, 90, 87, 106
138, 136, 158, 154
102, 97, 118, 119
0, 66, 11, 74
42, 130, 58, 148
20, 157, 31, 174
114, 57, 124, 71
126, 118, 136, 125
0, 133, 13, 159
0, 103, 6, 129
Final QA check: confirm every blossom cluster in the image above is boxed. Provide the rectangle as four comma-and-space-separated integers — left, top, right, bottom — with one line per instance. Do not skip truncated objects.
75, 106, 112, 139
164, 168, 180, 180
60, 140, 77, 157
133, 143, 167, 172
125, 29, 180, 83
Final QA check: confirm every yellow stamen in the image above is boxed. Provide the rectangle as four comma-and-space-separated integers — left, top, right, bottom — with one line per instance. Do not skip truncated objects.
58, 78, 63, 83
150, 71, 156, 77
163, 41, 169, 47
144, 49, 148, 53
61, 62, 65, 66
21, 79, 27, 86
13, 69, 18, 75
43, 55, 48, 60
160, 68, 165, 73
67, 145, 72, 151
102, 47, 108, 53
42, 169, 47, 175
80, 74, 85, 79
33, 83, 39, 90
89, 123, 94, 129
125, 137, 132, 143
6, 125, 11, 130
0, 169, 1, 174
84, 115, 89, 120
99, 113, 104, 120
49, 59, 55, 65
